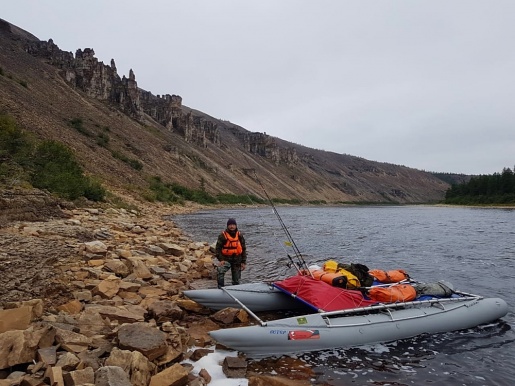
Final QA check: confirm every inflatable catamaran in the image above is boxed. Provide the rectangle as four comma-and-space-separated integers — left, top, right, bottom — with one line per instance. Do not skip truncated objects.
184, 265, 508, 358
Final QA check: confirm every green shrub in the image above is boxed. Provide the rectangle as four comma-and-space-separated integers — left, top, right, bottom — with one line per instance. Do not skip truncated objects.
111, 150, 143, 170
84, 179, 107, 201
31, 141, 88, 200
148, 176, 181, 203
147, 176, 219, 205
271, 198, 302, 205
69, 117, 92, 137
96, 132, 110, 147
0, 114, 33, 158
127, 159, 143, 170
216, 193, 265, 204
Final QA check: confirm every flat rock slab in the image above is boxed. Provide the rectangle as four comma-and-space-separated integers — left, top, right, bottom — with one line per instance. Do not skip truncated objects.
117, 323, 168, 361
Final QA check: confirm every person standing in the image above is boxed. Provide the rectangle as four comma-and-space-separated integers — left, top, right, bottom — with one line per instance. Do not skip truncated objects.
215, 218, 247, 288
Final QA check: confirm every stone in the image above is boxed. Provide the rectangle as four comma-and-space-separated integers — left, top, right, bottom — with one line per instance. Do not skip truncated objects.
83, 305, 144, 323
83, 241, 107, 254
62, 367, 95, 386
19, 375, 47, 386
222, 356, 247, 378
92, 276, 121, 299
4, 299, 44, 319
54, 327, 92, 353
118, 281, 141, 292
104, 260, 131, 277
77, 309, 111, 337
116, 249, 132, 258
236, 309, 249, 323
117, 323, 168, 361
127, 258, 153, 280
176, 299, 209, 314
158, 243, 185, 257
198, 368, 211, 384
211, 307, 242, 324
0, 306, 32, 333
145, 245, 165, 256
117, 291, 143, 304
94, 366, 132, 386
77, 348, 104, 371
57, 300, 83, 315
154, 345, 183, 367
73, 290, 93, 302
149, 363, 189, 386
37, 346, 57, 365
149, 266, 167, 275
0, 326, 47, 370
148, 300, 183, 323
105, 347, 156, 386
189, 348, 213, 362
138, 286, 167, 298
7, 371, 26, 381
55, 352, 80, 371
131, 226, 146, 234
22, 226, 40, 236
186, 319, 220, 347
87, 259, 105, 267
44, 366, 64, 386
37, 325, 56, 349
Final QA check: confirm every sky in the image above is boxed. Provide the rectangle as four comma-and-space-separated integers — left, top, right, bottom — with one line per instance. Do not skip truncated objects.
3, 0, 515, 175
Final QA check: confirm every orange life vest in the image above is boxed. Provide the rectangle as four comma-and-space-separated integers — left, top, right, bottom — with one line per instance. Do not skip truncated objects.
221, 231, 243, 256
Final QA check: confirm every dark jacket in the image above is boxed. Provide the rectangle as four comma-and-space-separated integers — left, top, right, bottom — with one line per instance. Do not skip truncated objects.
215, 228, 247, 264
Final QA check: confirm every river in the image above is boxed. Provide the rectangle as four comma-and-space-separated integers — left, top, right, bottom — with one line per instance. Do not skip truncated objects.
173, 205, 515, 386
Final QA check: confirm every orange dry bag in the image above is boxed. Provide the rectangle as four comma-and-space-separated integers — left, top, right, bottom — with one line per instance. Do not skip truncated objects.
311, 269, 360, 289
311, 269, 348, 288
369, 269, 409, 283
367, 284, 417, 302
322, 260, 361, 289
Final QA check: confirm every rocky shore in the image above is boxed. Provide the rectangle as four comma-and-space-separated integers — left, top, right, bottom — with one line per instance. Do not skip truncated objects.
0, 191, 315, 386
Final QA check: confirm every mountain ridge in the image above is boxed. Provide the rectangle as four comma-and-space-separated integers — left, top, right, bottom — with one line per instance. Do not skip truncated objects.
0, 18, 452, 204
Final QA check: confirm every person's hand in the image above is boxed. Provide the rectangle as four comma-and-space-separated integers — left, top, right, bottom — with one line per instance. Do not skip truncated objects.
241, 263, 246, 271
218, 260, 226, 266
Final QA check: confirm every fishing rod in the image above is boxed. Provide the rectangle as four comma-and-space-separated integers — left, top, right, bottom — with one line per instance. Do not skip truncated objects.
251, 170, 313, 276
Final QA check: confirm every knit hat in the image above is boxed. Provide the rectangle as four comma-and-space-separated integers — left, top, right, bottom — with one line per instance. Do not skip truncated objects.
227, 218, 237, 226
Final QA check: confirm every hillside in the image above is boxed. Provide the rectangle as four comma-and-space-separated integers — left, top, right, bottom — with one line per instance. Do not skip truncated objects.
0, 18, 450, 204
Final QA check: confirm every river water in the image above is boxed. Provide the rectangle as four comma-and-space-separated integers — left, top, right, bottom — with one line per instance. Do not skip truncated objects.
173, 206, 515, 386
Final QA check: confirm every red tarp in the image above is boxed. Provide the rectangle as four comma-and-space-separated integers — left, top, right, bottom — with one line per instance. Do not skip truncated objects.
273, 275, 376, 312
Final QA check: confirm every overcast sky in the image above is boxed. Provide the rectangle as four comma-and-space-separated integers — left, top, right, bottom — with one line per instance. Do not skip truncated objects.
3, 1, 515, 174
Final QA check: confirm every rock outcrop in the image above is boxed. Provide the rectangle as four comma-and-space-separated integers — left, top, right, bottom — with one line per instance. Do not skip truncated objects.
1, 17, 451, 205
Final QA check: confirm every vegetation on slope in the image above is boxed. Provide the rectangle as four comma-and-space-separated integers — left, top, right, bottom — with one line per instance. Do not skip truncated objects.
0, 113, 106, 201
0, 114, 275, 206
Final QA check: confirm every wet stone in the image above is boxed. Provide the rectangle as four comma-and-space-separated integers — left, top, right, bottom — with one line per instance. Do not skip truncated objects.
222, 356, 247, 378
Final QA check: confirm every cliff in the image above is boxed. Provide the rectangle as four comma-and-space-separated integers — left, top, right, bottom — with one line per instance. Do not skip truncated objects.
0, 18, 450, 204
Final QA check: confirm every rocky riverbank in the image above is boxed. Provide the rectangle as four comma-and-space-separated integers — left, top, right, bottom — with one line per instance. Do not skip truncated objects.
0, 191, 315, 385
